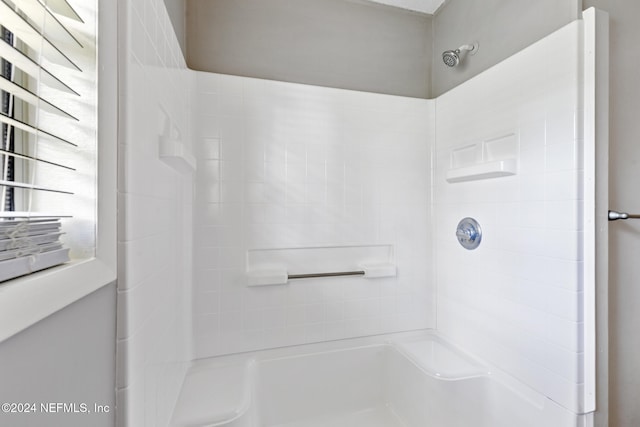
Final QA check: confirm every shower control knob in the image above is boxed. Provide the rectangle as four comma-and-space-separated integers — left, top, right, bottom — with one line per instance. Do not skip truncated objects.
456, 218, 482, 250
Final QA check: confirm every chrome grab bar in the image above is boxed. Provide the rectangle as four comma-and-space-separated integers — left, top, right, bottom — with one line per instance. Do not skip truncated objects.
288, 271, 365, 280
609, 210, 640, 221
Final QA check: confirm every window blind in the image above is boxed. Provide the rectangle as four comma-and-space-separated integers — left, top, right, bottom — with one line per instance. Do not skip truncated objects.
0, 0, 91, 282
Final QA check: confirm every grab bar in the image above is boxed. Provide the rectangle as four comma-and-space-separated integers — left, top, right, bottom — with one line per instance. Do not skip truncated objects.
247, 264, 396, 286
288, 270, 365, 280
609, 210, 640, 221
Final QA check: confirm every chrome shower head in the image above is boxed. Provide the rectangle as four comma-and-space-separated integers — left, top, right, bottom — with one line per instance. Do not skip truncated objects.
442, 49, 462, 67
442, 42, 478, 67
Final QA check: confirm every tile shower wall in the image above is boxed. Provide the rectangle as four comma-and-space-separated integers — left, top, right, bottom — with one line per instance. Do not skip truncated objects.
435, 22, 586, 412
116, 0, 193, 426
193, 73, 434, 358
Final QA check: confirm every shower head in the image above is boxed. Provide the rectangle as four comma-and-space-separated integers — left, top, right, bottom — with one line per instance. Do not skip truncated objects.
442, 42, 478, 67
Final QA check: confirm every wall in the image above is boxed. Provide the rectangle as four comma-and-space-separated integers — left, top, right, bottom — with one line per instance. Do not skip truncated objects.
186, 0, 432, 98
116, 0, 194, 425
582, 2, 640, 426
432, 0, 582, 96
367, 0, 445, 14
0, 285, 116, 427
192, 73, 434, 358
163, 0, 186, 54
435, 21, 588, 413
432, 1, 620, 424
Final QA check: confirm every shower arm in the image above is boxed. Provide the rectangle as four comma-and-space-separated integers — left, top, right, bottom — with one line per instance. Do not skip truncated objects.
608, 210, 640, 221
458, 44, 475, 53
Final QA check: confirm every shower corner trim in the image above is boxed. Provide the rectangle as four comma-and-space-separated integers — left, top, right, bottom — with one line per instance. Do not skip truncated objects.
581, 6, 609, 418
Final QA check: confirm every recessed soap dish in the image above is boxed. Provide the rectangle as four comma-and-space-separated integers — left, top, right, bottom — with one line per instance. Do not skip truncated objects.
159, 136, 196, 173
446, 159, 516, 183
446, 133, 517, 183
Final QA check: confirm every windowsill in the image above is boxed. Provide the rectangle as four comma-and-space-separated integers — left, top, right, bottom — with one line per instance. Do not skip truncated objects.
0, 258, 116, 343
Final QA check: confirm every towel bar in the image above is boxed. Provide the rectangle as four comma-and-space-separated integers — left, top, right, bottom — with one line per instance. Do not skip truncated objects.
608, 210, 640, 221
288, 271, 365, 280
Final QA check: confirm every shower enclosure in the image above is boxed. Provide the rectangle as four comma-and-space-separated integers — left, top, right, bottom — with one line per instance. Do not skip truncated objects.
116, 1, 608, 426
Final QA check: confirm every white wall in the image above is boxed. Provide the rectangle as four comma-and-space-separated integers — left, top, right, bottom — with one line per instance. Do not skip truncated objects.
435, 21, 588, 413
116, 0, 194, 425
0, 285, 116, 427
192, 73, 434, 358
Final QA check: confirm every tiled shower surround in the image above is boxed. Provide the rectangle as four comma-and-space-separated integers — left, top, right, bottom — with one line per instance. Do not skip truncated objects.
435, 21, 586, 413
191, 19, 588, 415
116, 0, 193, 425
192, 75, 436, 357
117, 0, 591, 424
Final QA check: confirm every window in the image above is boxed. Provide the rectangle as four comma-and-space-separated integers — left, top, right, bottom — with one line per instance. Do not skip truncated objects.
0, 0, 97, 282
1, 27, 16, 213
0, 0, 115, 342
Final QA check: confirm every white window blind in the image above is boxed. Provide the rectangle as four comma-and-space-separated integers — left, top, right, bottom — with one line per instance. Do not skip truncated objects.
0, 0, 97, 282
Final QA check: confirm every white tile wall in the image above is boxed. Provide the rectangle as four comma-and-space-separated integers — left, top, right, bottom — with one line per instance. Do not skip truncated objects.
435, 21, 587, 412
192, 74, 435, 358
116, 0, 193, 426
116, 4, 589, 422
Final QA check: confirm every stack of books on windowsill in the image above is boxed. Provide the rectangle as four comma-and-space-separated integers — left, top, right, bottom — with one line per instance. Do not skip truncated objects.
0, 217, 70, 283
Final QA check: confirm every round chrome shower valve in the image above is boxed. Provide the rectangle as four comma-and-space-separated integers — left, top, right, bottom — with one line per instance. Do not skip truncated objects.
456, 217, 482, 250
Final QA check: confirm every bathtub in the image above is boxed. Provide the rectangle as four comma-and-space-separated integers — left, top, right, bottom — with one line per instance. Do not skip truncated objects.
171, 331, 583, 427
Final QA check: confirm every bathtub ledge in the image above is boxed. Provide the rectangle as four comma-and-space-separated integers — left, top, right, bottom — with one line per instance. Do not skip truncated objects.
393, 337, 489, 380
171, 360, 252, 427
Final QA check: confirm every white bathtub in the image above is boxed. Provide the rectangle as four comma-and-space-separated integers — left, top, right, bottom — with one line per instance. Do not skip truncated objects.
171, 331, 584, 427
